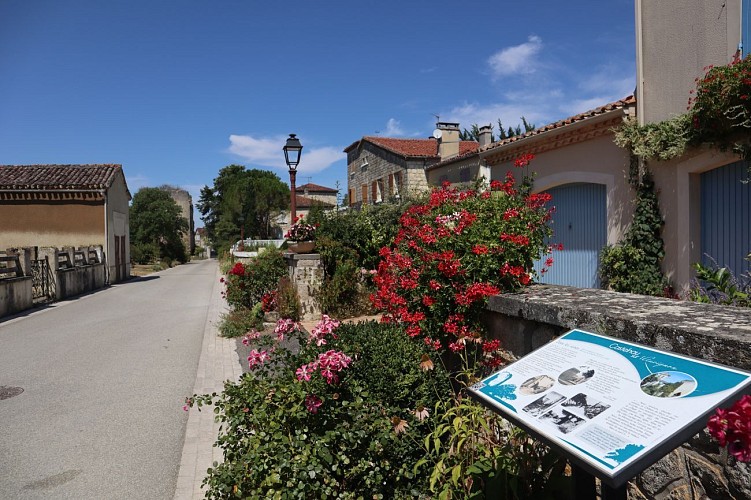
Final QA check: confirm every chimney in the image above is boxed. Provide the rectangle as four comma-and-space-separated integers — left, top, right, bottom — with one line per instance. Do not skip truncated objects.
437, 122, 460, 160
478, 125, 492, 148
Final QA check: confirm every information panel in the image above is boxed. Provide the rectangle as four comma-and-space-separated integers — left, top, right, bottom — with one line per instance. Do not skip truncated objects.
468, 329, 751, 486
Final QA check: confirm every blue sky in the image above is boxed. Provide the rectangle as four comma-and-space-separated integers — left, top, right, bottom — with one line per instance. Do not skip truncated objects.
0, 1, 635, 226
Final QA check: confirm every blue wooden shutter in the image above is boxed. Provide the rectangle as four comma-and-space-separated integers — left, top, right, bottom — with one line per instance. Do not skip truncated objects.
700, 161, 751, 278
533, 183, 607, 288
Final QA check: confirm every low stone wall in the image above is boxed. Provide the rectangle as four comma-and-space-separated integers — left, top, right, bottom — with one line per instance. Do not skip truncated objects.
284, 253, 322, 321
484, 285, 751, 499
0, 276, 33, 318
56, 263, 106, 301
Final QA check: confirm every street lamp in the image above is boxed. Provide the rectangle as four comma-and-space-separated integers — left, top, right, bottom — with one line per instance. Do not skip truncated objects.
283, 133, 303, 225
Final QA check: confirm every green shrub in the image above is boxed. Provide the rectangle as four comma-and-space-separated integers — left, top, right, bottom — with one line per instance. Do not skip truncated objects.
276, 276, 301, 321
690, 260, 750, 307
218, 306, 263, 338
190, 319, 451, 498
130, 242, 159, 265
316, 259, 373, 318
223, 248, 287, 310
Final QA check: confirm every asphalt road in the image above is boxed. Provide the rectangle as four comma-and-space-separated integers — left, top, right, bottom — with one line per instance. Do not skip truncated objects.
0, 259, 218, 499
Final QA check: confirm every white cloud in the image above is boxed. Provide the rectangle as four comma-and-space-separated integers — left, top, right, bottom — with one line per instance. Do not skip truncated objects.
228, 134, 344, 174
487, 35, 542, 79
383, 118, 405, 136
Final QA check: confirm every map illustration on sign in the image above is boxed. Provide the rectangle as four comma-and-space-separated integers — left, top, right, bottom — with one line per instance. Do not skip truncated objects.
469, 329, 751, 485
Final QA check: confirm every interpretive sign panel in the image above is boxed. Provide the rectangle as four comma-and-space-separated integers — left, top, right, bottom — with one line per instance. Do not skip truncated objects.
468, 329, 751, 487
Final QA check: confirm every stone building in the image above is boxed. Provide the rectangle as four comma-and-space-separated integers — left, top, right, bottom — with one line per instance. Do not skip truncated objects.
0, 164, 131, 282
160, 186, 194, 255
344, 122, 478, 206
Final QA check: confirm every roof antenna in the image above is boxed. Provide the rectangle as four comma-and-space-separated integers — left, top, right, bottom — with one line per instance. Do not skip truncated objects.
432, 113, 440, 123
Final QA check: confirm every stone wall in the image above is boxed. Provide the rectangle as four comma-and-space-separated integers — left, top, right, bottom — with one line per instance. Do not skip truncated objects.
284, 253, 322, 321
0, 276, 33, 318
484, 285, 751, 499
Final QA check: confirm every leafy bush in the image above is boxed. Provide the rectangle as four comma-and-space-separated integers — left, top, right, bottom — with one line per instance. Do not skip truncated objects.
130, 241, 159, 265
223, 248, 287, 309
316, 259, 373, 319
190, 319, 451, 498
276, 276, 301, 321
690, 260, 750, 307
217, 306, 263, 338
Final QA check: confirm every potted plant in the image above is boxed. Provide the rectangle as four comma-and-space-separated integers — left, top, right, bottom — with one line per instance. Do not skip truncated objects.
285, 215, 318, 253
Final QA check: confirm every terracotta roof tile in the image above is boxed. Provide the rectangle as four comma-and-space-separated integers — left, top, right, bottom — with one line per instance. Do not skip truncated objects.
0, 164, 123, 191
296, 194, 335, 209
345, 137, 478, 159
482, 95, 636, 152
295, 182, 338, 193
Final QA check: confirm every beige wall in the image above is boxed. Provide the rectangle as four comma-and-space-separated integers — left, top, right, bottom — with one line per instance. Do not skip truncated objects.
0, 201, 105, 249
106, 170, 131, 281
651, 148, 739, 293
427, 156, 484, 186
636, 0, 740, 124
487, 134, 634, 247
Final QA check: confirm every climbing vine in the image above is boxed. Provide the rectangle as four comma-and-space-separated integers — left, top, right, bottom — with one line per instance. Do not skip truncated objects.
599, 165, 669, 296
614, 56, 751, 166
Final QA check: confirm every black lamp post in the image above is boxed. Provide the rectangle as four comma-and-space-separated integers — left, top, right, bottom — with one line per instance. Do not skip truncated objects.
283, 133, 303, 225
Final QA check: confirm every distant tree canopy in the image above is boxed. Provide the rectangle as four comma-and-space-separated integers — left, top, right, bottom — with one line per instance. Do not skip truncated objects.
197, 165, 289, 253
459, 117, 535, 142
130, 187, 188, 264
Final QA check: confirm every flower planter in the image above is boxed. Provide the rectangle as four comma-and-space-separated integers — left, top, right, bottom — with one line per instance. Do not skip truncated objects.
288, 241, 315, 253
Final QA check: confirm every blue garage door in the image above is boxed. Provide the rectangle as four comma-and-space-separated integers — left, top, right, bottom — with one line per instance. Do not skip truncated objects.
701, 161, 751, 278
534, 183, 607, 288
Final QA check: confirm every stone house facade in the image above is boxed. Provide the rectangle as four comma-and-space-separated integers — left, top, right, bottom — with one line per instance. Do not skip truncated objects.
344, 123, 478, 206
0, 164, 131, 283
160, 186, 195, 255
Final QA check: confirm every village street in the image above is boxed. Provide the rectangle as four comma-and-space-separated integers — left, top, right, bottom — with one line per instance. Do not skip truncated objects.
0, 259, 219, 499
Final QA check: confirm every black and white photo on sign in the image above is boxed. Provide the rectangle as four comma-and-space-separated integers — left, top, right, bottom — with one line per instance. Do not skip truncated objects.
523, 391, 566, 417
558, 366, 595, 385
519, 375, 555, 395
560, 393, 611, 419
539, 407, 587, 434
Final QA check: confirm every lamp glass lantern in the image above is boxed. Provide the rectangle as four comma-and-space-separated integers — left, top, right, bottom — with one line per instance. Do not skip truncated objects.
283, 134, 303, 170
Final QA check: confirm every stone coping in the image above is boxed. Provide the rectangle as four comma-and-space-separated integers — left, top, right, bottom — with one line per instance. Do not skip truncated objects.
486, 285, 751, 370
283, 253, 320, 261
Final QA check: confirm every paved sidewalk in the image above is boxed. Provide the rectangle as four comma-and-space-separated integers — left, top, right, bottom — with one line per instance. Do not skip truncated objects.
174, 267, 243, 499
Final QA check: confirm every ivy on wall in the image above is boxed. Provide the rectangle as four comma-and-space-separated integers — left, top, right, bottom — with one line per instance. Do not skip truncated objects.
600, 165, 669, 296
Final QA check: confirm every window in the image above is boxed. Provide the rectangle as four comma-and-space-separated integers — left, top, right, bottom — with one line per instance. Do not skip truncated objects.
361, 158, 369, 172
371, 182, 378, 203
361, 184, 368, 204
459, 167, 471, 183
376, 179, 385, 203
392, 172, 402, 197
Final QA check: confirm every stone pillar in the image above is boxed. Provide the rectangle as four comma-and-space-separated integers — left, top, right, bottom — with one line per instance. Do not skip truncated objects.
284, 253, 323, 321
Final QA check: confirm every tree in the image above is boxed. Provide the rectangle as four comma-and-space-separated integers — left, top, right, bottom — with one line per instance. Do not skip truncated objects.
459, 116, 535, 141
197, 165, 289, 253
130, 188, 189, 264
